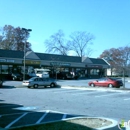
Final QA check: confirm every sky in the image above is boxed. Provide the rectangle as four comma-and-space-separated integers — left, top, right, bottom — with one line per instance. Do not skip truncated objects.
0, 0, 130, 58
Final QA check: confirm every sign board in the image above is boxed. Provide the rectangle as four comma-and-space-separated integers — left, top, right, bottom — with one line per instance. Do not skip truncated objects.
50, 62, 71, 67
86, 65, 102, 68
0, 59, 14, 63
23, 60, 41, 65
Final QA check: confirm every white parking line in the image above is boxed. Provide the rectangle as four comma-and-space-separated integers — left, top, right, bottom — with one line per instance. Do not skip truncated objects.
95, 93, 121, 98
5, 112, 28, 129
36, 110, 49, 124
62, 114, 67, 120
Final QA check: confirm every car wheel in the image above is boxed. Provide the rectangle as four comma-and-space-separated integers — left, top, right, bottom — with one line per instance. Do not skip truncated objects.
28, 86, 31, 88
90, 83, 95, 87
13, 77, 15, 80
50, 83, 55, 88
108, 84, 113, 88
33, 84, 38, 88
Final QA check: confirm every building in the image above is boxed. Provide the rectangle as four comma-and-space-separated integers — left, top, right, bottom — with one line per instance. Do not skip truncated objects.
0, 49, 110, 79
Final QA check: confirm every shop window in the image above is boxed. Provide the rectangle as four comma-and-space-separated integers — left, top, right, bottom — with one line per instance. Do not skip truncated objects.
90, 69, 99, 75
2, 65, 8, 74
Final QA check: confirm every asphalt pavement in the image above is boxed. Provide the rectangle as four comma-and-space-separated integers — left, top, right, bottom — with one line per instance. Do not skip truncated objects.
1, 79, 130, 130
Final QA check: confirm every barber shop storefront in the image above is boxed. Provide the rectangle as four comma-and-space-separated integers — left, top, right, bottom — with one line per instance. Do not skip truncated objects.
0, 49, 110, 79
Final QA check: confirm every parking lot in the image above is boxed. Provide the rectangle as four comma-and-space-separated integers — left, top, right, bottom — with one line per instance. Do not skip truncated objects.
1, 79, 130, 129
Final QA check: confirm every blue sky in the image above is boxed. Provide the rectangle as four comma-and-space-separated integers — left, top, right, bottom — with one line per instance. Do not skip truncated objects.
0, 0, 130, 58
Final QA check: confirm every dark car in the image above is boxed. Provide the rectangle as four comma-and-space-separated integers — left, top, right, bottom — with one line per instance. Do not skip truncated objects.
88, 77, 123, 88
11, 73, 23, 81
0, 78, 3, 87
56, 72, 79, 80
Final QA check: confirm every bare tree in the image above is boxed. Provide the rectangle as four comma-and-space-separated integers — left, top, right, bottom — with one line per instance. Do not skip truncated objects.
44, 30, 70, 55
0, 25, 32, 51
68, 31, 94, 57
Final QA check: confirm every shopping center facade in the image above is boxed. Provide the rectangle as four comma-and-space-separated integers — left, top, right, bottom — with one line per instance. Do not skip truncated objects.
0, 49, 110, 79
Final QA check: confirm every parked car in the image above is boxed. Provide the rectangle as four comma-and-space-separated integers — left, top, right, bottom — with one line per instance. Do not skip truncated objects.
22, 77, 57, 88
88, 77, 123, 88
57, 72, 78, 80
0, 78, 3, 87
11, 73, 23, 81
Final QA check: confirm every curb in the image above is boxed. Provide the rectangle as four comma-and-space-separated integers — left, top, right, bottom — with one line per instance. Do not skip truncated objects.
61, 86, 130, 93
14, 85, 130, 92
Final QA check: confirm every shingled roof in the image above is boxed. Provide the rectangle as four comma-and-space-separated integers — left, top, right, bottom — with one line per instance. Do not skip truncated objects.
89, 58, 108, 65
35, 52, 81, 63
0, 49, 24, 59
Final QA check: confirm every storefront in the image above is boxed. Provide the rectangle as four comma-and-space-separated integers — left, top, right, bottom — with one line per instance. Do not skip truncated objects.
0, 49, 110, 79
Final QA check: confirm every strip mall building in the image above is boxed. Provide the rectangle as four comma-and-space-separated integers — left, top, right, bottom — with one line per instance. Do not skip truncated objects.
0, 49, 110, 79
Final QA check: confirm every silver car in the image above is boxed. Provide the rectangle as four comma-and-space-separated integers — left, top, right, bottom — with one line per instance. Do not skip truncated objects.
22, 77, 57, 88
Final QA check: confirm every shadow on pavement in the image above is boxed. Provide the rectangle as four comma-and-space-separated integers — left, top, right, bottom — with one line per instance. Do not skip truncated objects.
0, 101, 95, 130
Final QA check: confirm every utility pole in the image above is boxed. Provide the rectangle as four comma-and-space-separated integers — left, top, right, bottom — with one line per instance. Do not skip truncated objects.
22, 28, 32, 80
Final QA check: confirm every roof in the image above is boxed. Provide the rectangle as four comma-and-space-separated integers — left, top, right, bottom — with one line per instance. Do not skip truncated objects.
0, 49, 24, 59
0, 49, 109, 65
35, 53, 81, 62
89, 58, 108, 65
0, 49, 81, 62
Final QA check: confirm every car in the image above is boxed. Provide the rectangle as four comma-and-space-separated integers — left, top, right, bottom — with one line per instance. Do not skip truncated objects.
22, 77, 57, 88
11, 73, 23, 81
0, 78, 3, 87
56, 72, 79, 80
88, 77, 123, 88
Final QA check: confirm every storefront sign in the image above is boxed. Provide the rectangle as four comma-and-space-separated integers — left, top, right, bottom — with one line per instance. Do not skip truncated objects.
50, 62, 71, 66
0, 59, 14, 63
24, 60, 41, 65
86, 65, 102, 68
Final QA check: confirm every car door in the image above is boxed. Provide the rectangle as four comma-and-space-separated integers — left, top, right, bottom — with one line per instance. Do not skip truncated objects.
38, 78, 44, 86
98, 78, 107, 87
96, 78, 105, 86
41, 78, 48, 86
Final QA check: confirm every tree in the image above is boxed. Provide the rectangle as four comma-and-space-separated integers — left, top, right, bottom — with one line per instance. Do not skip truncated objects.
44, 30, 70, 55
100, 46, 130, 76
0, 25, 32, 51
68, 31, 94, 57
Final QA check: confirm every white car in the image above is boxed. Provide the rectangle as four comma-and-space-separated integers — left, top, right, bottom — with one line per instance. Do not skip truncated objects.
36, 72, 49, 78
22, 77, 57, 88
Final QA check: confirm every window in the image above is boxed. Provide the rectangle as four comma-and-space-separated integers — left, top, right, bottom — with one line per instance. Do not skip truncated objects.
90, 69, 99, 75
1, 65, 8, 74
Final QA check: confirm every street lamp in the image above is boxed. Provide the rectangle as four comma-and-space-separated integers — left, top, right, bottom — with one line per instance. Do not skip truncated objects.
22, 28, 32, 80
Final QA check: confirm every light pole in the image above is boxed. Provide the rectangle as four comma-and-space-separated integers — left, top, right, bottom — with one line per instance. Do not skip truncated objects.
22, 28, 32, 80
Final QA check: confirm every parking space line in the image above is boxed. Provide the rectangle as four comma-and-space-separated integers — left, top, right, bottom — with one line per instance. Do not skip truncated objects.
36, 110, 49, 124
62, 114, 67, 120
5, 112, 28, 129
95, 93, 121, 98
